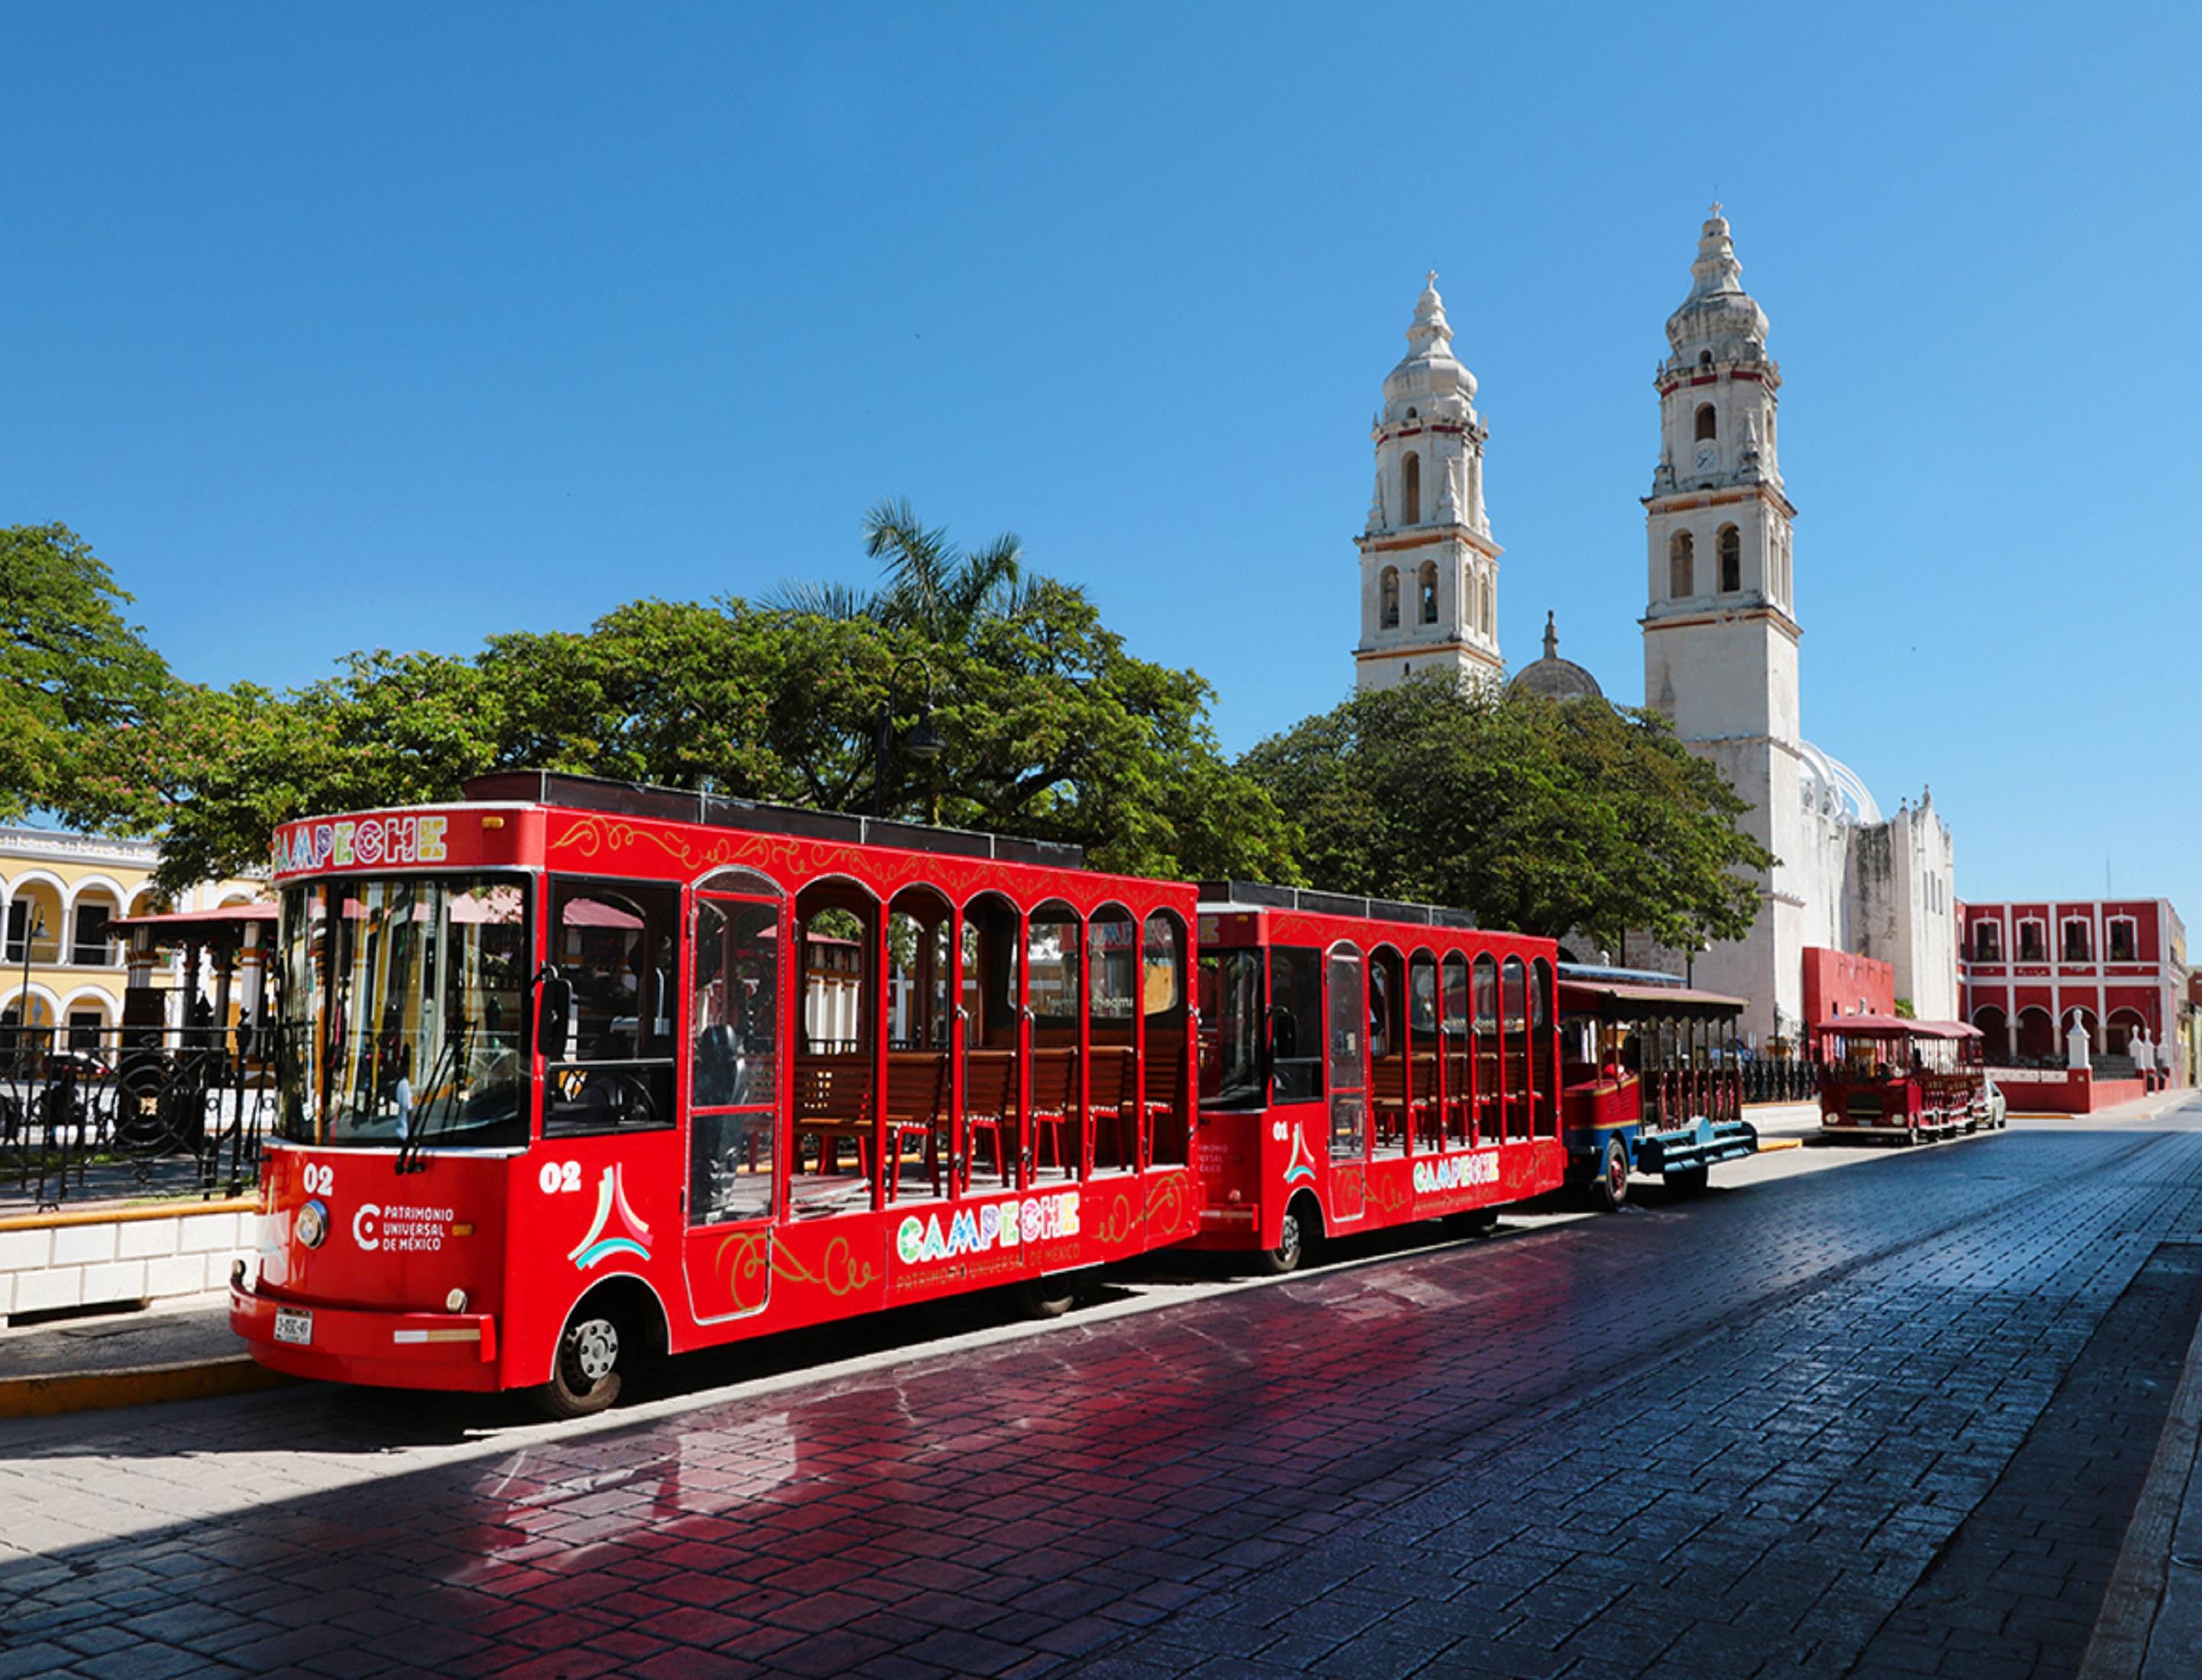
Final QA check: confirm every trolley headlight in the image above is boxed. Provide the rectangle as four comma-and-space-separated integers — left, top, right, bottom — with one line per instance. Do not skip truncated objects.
296, 1198, 328, 1250
445, 1288, 467, 1314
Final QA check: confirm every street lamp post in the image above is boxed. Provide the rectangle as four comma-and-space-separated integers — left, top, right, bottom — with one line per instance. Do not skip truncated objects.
871, 655, 944, 822
14, 908, 44, 1075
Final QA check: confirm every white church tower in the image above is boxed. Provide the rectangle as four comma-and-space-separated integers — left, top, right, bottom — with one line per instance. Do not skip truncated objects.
1354, 274, 1503, 691
1641, 206, 1807, 1034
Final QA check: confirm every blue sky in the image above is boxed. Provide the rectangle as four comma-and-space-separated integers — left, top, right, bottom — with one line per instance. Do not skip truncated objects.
5, 5, 2198, 922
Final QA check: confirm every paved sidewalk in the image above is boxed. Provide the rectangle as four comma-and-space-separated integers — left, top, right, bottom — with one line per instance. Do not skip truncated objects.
0, 1296, 283, 1418
0, 1297, 233, 1380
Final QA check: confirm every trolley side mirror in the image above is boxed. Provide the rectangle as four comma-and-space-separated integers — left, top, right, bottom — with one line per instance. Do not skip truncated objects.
540, 972, 574, 1064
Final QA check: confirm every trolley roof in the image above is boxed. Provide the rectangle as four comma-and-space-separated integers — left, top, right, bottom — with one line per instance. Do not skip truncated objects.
1196, 879, 1477, 931
1557, 977, 1747, 1019
463, 770, 1088, 871
1813, 1015, 1983, 1040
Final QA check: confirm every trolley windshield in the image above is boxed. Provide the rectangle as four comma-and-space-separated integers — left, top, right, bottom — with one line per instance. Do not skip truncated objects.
277, 875, 531, 1149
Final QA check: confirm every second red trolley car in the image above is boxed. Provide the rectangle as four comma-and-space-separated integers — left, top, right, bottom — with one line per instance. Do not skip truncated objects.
1190, 883, 1565, 1272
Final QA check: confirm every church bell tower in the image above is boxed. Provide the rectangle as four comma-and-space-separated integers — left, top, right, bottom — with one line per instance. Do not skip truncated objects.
1641, 206, 1807, 1029
1353, 274, 1502, 692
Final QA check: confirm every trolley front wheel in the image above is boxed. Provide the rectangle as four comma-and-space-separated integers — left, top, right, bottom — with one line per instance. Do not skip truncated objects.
535, 1307, 625, 1418
1259, 1206, 1306, 1275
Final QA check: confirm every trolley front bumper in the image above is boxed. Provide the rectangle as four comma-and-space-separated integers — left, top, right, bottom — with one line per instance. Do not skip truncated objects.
232, 1281, 501, 1390
1635, 1116, 1759, 1175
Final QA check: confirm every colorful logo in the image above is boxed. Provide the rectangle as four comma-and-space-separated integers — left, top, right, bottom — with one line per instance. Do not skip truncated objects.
1412, 1151, 1500, 1194
896, 1191, 1079, 1266
568, 1165, 652, 1269
1283, 1123, 1320, 1184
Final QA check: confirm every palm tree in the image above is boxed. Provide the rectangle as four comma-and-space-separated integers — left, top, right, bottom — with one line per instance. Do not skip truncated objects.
766, 498, 1027, 645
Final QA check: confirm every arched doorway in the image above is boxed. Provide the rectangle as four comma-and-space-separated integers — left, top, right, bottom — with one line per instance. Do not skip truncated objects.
1971, 1006, 2009, 1062
2106, 1009, 2147, 1059
2015, 1007, 2055, 1062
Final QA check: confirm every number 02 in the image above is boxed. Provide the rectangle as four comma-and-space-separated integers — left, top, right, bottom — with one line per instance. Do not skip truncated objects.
538, 1161, 583, 1194
302, 1163, 334, 1196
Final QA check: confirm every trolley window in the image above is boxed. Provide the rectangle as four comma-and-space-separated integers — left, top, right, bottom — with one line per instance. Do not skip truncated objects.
1268, 946, 1323, 1103
1327, 945, 1366, 1158
689, 895, 780, 1227
276, 875, 529, 1149
1198, 947, 1264, 1109
544, 879, 680, 1136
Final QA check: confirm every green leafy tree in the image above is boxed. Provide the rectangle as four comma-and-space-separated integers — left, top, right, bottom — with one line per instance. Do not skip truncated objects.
141, 505, 1301, 890
0, 525, 171, 827
128, 654, 502, 893
1244, 674, 1770, 949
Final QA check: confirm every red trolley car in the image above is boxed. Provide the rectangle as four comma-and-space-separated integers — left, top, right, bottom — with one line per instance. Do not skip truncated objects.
232, 773, 1204, 1414
1189, 883, 1566, 1272
1815, 1015, 1999, 1145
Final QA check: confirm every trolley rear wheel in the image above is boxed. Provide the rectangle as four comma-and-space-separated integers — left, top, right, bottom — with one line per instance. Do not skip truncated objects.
1014, 1275, 1077, 1319
1593, 1136, 1632, 1212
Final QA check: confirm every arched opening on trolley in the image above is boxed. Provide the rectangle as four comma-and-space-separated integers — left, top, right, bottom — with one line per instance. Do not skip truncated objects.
1142, 911, 1190, 1168
792, 879, 879, 1217
1027, 901, 1083, 1179
687, 870, 784, 1230
885, 885, 955, 1203
1440, 952, 1472, 1146
959, 889, 1021, 1190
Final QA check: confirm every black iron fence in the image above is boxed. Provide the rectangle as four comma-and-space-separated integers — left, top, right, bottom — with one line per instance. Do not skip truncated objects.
1739, 1058, 1820, 1105
0, 1025, 277, 1212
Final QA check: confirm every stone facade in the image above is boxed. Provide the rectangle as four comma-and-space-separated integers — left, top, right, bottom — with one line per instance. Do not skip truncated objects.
1353, 275, 1504, 691
1635, 210, 1960, 1044
1340, 218, 1963, 1039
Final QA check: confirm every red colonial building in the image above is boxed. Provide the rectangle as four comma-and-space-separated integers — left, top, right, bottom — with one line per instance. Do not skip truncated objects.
1958, 898, 2189, 1080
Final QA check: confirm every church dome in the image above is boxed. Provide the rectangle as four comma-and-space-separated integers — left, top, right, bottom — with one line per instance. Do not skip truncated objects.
1382, 271, 1477, 415
1665, 205, 1771, 366
1508, 613, 1604, 703
1798, 739, 1883, 825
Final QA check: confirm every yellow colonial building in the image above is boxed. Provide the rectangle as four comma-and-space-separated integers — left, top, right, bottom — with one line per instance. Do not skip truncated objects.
0, 826, 265, 1051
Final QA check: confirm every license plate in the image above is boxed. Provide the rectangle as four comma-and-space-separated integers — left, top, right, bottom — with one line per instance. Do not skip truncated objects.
273, 1307, 313, 1347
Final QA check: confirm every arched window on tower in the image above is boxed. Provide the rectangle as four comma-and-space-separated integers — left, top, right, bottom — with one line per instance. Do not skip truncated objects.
1379, 567, 1400, 629
1418, 562, 1438, 625
1668, 531, 1695, 599
1717, 525, 1742, 593
1401, 453, 1421, 525
1694, 404, 1717, 441
1480, 574, 1494, 635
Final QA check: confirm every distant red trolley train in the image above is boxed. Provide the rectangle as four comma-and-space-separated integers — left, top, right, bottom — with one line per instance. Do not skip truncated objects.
233, 774, 1740, 1415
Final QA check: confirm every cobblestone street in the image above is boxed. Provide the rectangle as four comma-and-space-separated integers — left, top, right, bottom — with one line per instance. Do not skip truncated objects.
6, 1105, 2201, 1679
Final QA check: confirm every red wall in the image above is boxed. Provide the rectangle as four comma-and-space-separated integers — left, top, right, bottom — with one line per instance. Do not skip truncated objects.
1804, 945, 1895, 1031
